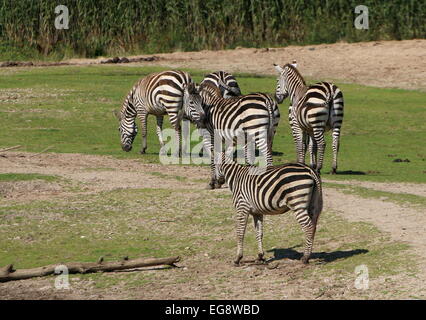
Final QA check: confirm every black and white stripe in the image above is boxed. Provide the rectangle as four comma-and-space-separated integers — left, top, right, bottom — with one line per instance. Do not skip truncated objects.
274, 63, 344, 173
185, 82, 279, 189
200, 71, 242, 98
117, 70, 205, 156
202, 71, 281, 152
216, 154, 323, 265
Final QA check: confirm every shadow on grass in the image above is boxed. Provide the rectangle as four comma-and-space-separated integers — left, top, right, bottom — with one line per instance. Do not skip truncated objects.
334, 170, 366, 175
267, 246, 368, 263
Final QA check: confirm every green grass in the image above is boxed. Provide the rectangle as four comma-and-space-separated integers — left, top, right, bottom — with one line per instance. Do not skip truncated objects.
0, 173, 59, 182
0, 65, 425, 183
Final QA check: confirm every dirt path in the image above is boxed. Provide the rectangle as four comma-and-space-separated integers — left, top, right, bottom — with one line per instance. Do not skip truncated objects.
65, 39, 425, 91
1, 152, 426, 299
324, 186, 426, 296
324, 179, 426, 198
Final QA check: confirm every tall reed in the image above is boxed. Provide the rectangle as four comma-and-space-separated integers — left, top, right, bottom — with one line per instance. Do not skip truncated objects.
0, 0, 424, 58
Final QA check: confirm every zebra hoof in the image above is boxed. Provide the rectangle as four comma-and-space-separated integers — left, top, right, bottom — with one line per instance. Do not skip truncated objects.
140, 150, 146, 155
214, 183, 223, 189
330, 169, 337, 175
233, 256, 242, 266
255, 256, 266, 264
206, 182, 216, 190
300, 255, 310, 265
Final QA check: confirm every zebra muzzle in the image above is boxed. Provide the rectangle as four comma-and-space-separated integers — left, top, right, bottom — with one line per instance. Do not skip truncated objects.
122, 144, 132, 152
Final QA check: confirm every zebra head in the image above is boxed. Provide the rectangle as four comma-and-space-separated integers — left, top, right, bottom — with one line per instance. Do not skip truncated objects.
273, 63, 289, 104
117, 113, 138, 152
183, 82, 206, 128
218, 78, 241, 98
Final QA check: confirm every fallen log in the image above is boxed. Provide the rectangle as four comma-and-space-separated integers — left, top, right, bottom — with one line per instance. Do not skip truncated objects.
0, 256, 180, 282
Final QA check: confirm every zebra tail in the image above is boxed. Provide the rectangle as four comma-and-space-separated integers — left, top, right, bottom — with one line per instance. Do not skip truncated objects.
266, 97, 275, 149
308, 168, 323, 224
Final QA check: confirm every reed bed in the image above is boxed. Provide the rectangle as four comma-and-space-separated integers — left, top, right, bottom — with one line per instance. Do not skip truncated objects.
0, 0, 424, 58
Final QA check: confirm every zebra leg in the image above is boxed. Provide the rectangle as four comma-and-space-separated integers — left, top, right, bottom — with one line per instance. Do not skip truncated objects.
156, 116, 166, 155
294, 208, 316, 264
253, 214, 265, 263
256, 133, 273, 168
244, 133, 256, 165
168, 113, 182, 158
171, 125, 182, 159
206, 133, 217, 189
292, 126, 306, 164
308, 136, 317, 169
234, 208, 249, 266
138, 111, 148, 154
313, 129, 326, 173
331, 127, 341, 174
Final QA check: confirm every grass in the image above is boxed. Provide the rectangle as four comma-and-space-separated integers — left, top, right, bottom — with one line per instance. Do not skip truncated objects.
0, 65, 425, 183
0, 173, 59, 182
0, 186, 417, 298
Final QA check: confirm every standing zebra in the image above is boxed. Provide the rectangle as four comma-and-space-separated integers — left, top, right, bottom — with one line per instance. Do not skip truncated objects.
184, 82, 278, 189
273, 63, 344, 174
216, 153, 323, 265
200, 71, 242, 98
117, 70, 205, 156
201, 71, 280, 152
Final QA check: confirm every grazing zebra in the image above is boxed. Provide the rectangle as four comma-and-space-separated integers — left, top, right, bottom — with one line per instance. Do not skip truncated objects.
273, 63, 344, 174
200, 71, 242, 98
117, 70, 205, 156
184, 82, 278, 189
216, 153, 323, 265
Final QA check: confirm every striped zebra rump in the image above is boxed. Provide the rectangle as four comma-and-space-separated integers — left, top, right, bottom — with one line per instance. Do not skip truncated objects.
217, 157, 323, 265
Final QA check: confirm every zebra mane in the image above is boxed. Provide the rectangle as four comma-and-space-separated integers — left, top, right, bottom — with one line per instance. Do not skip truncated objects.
283, 63, 306, 86
199, 81, 222, 97
120, 84, 137, 120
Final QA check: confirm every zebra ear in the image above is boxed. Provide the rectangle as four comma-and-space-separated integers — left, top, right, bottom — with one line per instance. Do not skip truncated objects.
187, 82, 197, 94
273, 63, 284, 74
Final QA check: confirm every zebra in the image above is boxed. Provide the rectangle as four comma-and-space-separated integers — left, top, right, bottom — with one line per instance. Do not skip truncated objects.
273, 63, 344, 174
200, 71, 242, 98
184, 82, 279, 189
216, 152, 323, 265
116, 70, 205, 156
201, 71, 280, 152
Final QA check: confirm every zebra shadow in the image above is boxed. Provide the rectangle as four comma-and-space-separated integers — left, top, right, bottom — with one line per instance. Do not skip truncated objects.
266, 246, 368, 263
333, 170, 366, 175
